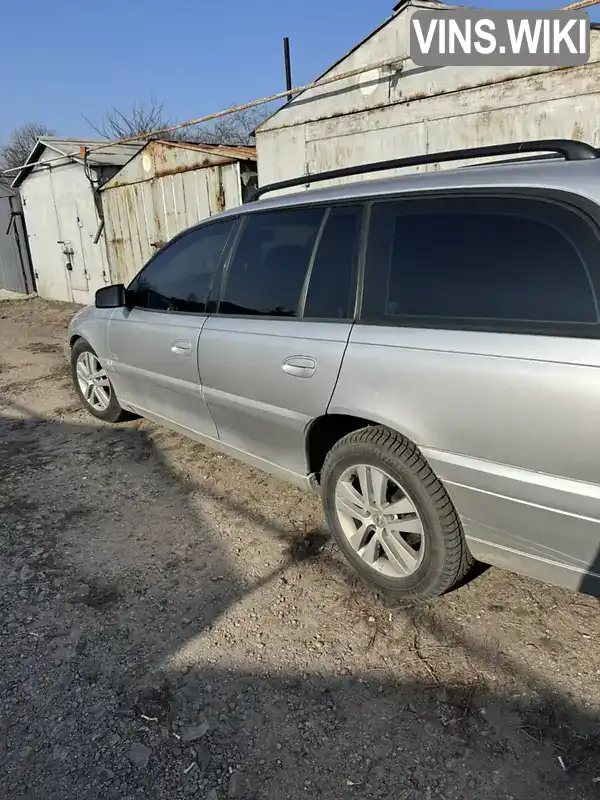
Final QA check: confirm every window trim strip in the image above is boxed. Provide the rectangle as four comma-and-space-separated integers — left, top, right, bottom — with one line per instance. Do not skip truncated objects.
297, 207, 330, 319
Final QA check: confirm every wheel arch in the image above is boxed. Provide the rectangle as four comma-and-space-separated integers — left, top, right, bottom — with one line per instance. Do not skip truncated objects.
305, 413, 421, 481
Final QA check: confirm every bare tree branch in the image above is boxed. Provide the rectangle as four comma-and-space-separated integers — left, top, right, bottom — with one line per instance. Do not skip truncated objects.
85, 97, 277, 150
81, 113, 106, 139
87, 95, 176, 141
0, 122, 56, 183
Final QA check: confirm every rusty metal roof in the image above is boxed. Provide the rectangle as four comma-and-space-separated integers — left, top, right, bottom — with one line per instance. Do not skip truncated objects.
42, 137, 145, 165
154, 140, 256, 161
100, 139, 257, 192
11, 137, 145, 187
11, 136, 255, 188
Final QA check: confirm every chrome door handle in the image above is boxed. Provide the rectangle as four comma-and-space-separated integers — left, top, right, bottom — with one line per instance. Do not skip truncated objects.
282, 355, 317, 378
171, 339, 192, 356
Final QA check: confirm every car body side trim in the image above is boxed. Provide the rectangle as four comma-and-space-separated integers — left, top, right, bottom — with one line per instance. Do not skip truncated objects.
466, 533, 600, 593
421, 445, 600, 518
127, 403, 314, 492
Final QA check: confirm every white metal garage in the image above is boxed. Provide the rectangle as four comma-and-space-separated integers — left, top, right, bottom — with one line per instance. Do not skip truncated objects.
255, 0, 600, 192
12, 138, 142, 304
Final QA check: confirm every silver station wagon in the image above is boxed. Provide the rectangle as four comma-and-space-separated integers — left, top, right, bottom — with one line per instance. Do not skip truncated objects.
67, 139, 600, 601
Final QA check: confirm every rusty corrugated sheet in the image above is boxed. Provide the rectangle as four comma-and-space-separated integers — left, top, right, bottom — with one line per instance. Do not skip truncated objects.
101, 140, 255, 284
101, 140, 256, 189
158, 140, 257, 162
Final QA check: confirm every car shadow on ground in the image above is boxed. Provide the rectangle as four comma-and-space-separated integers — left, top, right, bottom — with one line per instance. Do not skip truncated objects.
0, 400, 598, 800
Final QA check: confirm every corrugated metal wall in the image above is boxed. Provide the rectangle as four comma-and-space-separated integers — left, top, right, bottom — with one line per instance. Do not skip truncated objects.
0, 189, 34, 294
101, 143, 251, 285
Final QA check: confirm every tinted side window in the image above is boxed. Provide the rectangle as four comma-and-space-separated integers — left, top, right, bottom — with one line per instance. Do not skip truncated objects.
131, 220, 235, 312
219, 207, 325, 317
362, 196, 599, 331
303, 205, 363, 320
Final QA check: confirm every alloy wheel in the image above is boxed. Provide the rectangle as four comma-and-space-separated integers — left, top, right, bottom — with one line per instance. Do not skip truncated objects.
334, 464, 425, 578
76, 351, 111, 412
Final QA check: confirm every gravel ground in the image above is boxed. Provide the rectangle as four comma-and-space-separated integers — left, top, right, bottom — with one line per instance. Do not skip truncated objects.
0, 296, 599, 800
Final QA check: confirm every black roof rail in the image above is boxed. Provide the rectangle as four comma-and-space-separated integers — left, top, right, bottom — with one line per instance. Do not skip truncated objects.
247, 139, 599, 202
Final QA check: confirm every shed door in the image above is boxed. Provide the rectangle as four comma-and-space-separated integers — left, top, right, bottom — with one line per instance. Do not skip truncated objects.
51, 164, 107, 301
21, 170, 67, 302
22, 164, 109, 304
51, 164, 109, 303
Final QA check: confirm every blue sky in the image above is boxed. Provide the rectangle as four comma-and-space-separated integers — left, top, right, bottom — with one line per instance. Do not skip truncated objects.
0, 0, 596, 142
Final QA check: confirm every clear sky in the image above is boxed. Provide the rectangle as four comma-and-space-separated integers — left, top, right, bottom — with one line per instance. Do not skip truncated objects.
0, 0, 596, 142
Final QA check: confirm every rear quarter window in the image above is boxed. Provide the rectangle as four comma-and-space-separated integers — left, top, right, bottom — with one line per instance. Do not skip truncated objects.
361, 194, 600, 336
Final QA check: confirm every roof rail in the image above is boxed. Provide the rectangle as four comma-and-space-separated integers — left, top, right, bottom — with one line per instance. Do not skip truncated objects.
247, 139, 599, 202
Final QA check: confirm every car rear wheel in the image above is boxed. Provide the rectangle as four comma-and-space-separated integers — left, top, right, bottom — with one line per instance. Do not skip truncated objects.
321, 425, 473, 602
71, 338, 129, 423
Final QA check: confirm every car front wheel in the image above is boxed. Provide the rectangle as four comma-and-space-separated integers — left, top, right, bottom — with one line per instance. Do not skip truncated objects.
71, 338, 129, 423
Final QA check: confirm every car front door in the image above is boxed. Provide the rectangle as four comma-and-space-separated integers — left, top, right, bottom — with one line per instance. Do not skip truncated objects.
199, 203, 364, 478
107, 218, 236, 438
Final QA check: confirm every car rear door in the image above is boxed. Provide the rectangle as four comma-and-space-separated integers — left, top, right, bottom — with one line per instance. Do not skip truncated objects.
107, 218, 236, 438
199, 203, 364, 478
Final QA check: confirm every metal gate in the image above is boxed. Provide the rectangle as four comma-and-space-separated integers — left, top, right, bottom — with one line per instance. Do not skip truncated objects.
0, 185, 35, 294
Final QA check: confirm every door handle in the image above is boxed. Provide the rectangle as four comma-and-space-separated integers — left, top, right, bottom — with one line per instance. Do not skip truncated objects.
171, 339, 192, 357
282, 355, 317, 378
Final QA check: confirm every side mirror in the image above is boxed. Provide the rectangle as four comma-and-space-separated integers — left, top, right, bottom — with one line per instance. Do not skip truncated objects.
95, 284, 128, 309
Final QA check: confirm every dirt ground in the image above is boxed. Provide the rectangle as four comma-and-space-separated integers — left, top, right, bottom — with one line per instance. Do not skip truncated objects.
0, 297, 598, 800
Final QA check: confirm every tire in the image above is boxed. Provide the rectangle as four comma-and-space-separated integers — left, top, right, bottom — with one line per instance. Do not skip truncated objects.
321, 425, 473, 602
70, 338, 130, 423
